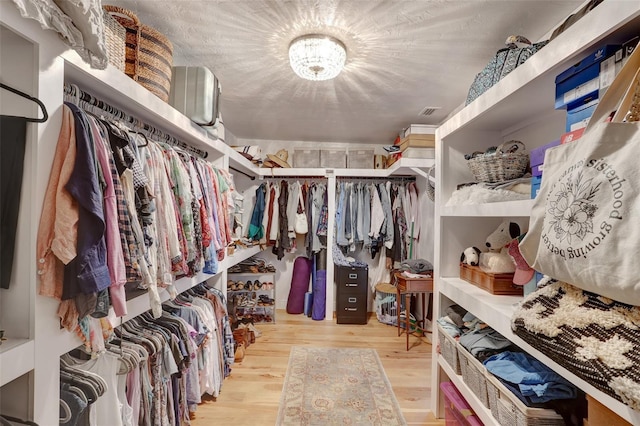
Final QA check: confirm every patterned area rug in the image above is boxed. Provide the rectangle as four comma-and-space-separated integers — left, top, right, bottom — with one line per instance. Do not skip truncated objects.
276, 346, 407, 426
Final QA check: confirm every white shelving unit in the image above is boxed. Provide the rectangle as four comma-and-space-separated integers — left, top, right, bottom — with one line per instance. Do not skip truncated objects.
228, 272, 277, 324
432, 2, 640, 425
0, 2, 432, 423
0, 4, 270, 423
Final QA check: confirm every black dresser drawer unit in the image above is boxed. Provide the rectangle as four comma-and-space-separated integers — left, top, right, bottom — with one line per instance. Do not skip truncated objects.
335, 265, 368, 324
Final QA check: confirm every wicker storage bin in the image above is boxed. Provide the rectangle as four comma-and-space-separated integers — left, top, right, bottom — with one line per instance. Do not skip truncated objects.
347, 149, 374, 168
103, 5, 140, 79
457, 342, 490, 408
467, 140, 529, 183
437, 323, 461, 375
485, 373, 565, 426
138, 24, 173, 102
293, 149, 320, 168
102, 10, 126, 72
320, 149, 347, 168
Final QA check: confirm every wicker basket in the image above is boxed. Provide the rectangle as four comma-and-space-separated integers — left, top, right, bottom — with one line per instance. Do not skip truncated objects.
103, 6, 140, 80
485, 373, 565, 426
426, 165, 436, 201
437, 323, 461, 375
137, 24, 173, 102
457, 341, 491, 408
467, 140, 529, 183
102, 10, 126, 72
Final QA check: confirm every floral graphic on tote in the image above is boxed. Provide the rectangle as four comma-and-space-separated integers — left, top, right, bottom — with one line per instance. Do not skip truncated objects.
547, 171, 600, 244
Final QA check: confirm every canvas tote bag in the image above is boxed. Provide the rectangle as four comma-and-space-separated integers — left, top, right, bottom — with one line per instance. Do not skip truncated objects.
520, 45, 640, 305
294, 190, 308, 234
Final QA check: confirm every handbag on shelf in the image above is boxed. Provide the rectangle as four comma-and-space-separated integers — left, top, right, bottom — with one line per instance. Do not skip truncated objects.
294, 190, 308, 234
549, 0, 604, 41
466, 35, 548, 105
519, 45, 640, 305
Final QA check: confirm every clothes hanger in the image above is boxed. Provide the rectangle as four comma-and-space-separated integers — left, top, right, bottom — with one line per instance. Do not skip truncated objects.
0, 82, 48, 123
0, 415, 39, 426
59, 399, 72, 424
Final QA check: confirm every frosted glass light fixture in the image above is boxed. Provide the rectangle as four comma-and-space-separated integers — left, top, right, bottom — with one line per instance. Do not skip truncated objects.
288, 34, 346, 81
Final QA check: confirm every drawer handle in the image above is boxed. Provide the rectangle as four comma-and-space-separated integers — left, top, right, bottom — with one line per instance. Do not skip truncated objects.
346, 283, 358, 287
348, 297, 357, 303
349, 273, 357, 279
345, 307, 357, 311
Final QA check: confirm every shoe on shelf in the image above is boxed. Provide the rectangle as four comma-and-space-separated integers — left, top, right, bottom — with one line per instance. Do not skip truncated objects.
234, 342, 246, 362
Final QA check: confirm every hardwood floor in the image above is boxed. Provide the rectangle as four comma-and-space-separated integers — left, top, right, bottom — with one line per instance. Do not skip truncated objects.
192, 310, 444, 425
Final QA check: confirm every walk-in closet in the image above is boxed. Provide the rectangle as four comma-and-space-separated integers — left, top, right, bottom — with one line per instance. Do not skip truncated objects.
1, 1, 640, 425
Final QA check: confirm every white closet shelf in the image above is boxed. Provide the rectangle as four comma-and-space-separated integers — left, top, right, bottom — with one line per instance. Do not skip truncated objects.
440, 199, 533, 217
439, 277, 640, 425
245, 157, 434, 179
226, 147, 260, 175
0, 338, 34, 386
219, 244, 263, 270
438, 2, 640, 139
62, 51, 226, 157
438, 355, 498, 426
258, 167, 329, 177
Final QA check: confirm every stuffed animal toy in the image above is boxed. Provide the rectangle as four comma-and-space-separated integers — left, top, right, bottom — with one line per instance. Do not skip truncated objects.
460, 246, 481, 266
480, 219, 521, 273
460, 220, 522, 273
485, 219, 521, 252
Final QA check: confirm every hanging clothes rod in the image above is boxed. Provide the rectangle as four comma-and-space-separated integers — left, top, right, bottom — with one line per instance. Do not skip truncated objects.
229, 166, 256, 180
337, 175, 416, 182
260, 175, 328, 180
62, 83, 208, 159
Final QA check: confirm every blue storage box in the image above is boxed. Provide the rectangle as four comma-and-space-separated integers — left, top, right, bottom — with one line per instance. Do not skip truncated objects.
555, 44, 619, 109
531, 175, 542, 198
566, 99, 599, 132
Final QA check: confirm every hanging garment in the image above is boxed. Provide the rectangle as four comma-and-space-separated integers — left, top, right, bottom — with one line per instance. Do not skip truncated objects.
248, 183, 266, 240
259, 181, 271, 245
88, 117, 127, 316
62, 103, 110, 303
36, 105, 79, 300
0, 116, 28, 289
273, 180, 290, 260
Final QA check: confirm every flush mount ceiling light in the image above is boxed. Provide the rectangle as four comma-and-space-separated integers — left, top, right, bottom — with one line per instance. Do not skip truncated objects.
289, 34, 347, 81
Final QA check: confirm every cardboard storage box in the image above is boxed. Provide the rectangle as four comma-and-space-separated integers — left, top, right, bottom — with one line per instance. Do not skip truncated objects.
396, 133, 436, 150
555, 44, 619, 109
403, 147, 435, 159
566, 99, 598, 132
293, 149, 320, 168
530, 139, 561, 167
320, 149, 347, 168
401, 124, 436, 138
347, 149, 374, 168
561, 127, 585, 144
374, 154, 387, 169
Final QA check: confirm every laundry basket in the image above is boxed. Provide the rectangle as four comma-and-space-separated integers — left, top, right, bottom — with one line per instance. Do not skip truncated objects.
375, 282, 399, 326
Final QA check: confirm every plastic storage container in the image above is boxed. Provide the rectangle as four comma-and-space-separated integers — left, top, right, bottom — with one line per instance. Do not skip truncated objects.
440, 381, 484, 426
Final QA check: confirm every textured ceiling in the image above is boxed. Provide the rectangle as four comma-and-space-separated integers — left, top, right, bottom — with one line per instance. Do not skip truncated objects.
105, 0, 583, 144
